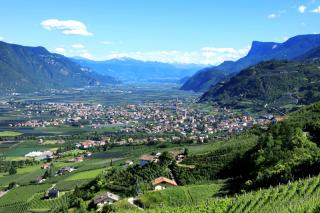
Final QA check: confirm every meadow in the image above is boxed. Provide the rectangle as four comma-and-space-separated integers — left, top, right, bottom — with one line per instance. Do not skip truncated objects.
0, 131, 22, 137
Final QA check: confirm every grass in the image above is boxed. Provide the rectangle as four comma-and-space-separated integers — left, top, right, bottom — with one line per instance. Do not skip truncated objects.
0, 131, 23, 137
65, 168, 105, 181
55, 179, 91, 191
113, 199, 140, 211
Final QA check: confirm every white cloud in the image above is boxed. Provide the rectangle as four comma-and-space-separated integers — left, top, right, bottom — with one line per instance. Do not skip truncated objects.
268, 13, 278, 19
54, 47, 66, 53
101, 41, 114, 45
311, 6, 320, 13
298, 5, 307, 13
41, 19, 93, 36
103, 47, 250, 65
78, 50, 95, 60
0, 36, 4, 41
72, 43, 85, 49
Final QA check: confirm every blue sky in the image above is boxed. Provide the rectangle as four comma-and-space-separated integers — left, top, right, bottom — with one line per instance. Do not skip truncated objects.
0, 0, 320, 64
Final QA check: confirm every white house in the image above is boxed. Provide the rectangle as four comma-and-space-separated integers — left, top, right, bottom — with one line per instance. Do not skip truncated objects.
152, 177, 177, 191
93, 192, 120, 208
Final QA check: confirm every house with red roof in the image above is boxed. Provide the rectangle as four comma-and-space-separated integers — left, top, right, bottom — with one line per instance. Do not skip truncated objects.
152, 177, 177, 191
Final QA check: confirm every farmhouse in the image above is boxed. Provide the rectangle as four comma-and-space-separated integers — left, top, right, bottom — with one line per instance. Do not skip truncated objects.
25, 151, 53, 160
93, 192, 120, 208
272, 115, 286, 123
169, 150, 186, 162
139, 154, 156, 167
58, 166, 75, 175
41, 163, 51, 169
125, 160, 134, 167
47, 188, 59, 198
152, 177, 177, 191
34, 176, 46, 184
79, 140, 96, 149
68, 155, 84, 162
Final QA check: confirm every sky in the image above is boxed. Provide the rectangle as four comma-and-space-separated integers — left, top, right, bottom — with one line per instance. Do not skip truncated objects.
0, 0, 320, 65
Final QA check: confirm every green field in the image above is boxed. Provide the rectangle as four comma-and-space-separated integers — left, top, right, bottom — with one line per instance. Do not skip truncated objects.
65, 168, 105, 181
0, 131, 23, 137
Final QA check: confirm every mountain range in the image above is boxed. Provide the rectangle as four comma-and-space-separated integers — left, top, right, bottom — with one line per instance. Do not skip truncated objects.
0, 41, 118, 93
199, 45, 320, 112
182, 34, 320, 92
72, 58, 204, 83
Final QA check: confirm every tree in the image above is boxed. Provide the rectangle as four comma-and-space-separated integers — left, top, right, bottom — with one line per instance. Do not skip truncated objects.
78, 199, 87, 213
159, 151, 173, 166
101, 204, 116, 213
7, 182, 17, 190
43, 164, 54, 179
184, 148, 189, 156
8, 166, 16, 175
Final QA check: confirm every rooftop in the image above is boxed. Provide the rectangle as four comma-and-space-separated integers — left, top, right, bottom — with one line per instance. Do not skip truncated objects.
152, 177, 177, 186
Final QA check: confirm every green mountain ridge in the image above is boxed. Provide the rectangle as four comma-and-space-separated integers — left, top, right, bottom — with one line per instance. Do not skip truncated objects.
199, 58, 320, 112
0, 41, 118, 93
182, 34, 320, 92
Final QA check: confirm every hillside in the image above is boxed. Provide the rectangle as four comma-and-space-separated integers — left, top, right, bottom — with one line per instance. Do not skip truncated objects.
0, 41, 118, 93
182, 34, 320, 92
180, 68, 227, 92
121, 175, 320, 212
199, 59, 320, 111
73, 57, 204, 83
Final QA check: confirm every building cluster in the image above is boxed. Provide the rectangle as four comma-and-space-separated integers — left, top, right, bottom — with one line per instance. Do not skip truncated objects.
7, 100, 278, 145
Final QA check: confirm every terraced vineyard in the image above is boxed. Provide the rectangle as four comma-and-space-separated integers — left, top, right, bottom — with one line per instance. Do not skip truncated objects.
0, 186, 71, 213
0, 184, 50, 213
123, 175, 320, 212
29, 192, 70, 212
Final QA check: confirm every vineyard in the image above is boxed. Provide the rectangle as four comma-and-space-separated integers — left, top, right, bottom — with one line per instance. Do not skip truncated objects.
0, 184, 71, 213
0, 184, 50, 213
29, 192, 70, 212
121, 175, 320, 213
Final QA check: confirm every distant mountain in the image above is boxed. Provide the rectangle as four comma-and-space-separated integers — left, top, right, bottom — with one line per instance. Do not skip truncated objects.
73, 57, 204, 83
199, 58, 320, 112
0, 41, 118, 93
295, 46, 320, 60
180, 68, 227, 92
182, 34, 320, 92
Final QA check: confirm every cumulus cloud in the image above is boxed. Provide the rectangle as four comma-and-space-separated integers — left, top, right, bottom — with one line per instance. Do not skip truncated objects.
298, 5, 307, 13
78, 50, 95, 60
268, 13, 278, 19
54, 47, 66, 53
41, 19, 93, 36
311, 6, 320, 13
72, 43, 85, 49
103, 47, 250, 65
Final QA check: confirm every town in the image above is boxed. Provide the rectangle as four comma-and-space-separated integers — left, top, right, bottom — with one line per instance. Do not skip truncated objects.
5, 99, 278, 145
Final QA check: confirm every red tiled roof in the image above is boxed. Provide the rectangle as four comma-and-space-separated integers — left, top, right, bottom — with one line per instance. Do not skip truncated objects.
152, 177, 177, 186
139, 154, 154, 161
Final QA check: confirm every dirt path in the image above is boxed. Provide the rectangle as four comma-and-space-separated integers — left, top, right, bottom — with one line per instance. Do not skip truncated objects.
128, 197, 144, 211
